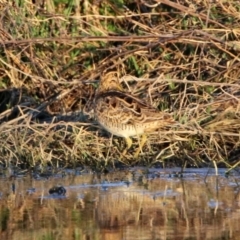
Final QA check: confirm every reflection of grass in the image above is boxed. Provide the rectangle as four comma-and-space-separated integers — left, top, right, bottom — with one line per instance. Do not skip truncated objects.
0, 208, 10, 232
0, 1, 240, 168
1, 173, 236, 239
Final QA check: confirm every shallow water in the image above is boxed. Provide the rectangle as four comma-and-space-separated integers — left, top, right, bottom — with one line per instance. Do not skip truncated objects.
0, 168, 239, 240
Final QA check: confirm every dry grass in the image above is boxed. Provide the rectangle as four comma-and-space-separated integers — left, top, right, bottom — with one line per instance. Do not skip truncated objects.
0, 0, 240, 169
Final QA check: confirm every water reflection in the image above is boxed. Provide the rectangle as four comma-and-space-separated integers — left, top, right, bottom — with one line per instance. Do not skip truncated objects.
0, 168, 239, 239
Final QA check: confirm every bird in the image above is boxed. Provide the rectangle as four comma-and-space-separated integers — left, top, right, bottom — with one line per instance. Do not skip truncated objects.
94, 72, 176, 158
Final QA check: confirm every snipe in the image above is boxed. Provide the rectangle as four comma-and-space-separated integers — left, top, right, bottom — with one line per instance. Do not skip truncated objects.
94, 72, 176, 158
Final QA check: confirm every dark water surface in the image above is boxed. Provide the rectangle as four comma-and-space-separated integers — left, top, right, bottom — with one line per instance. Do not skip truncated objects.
0, 168, 239, 240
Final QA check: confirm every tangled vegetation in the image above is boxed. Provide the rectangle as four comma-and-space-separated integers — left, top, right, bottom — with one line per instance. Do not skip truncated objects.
0, 0, 240, 170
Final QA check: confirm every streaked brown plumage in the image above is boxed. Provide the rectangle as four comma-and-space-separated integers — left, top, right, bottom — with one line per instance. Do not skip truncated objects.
94, 72, 176, 158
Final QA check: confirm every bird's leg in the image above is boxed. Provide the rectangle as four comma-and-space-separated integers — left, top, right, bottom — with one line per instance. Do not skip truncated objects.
134, 134, 147, 159
121, 135, 147, 159
122, 137, 133, 157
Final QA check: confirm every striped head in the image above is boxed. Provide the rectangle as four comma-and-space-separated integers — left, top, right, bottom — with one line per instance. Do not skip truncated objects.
97, 72, 123, 94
